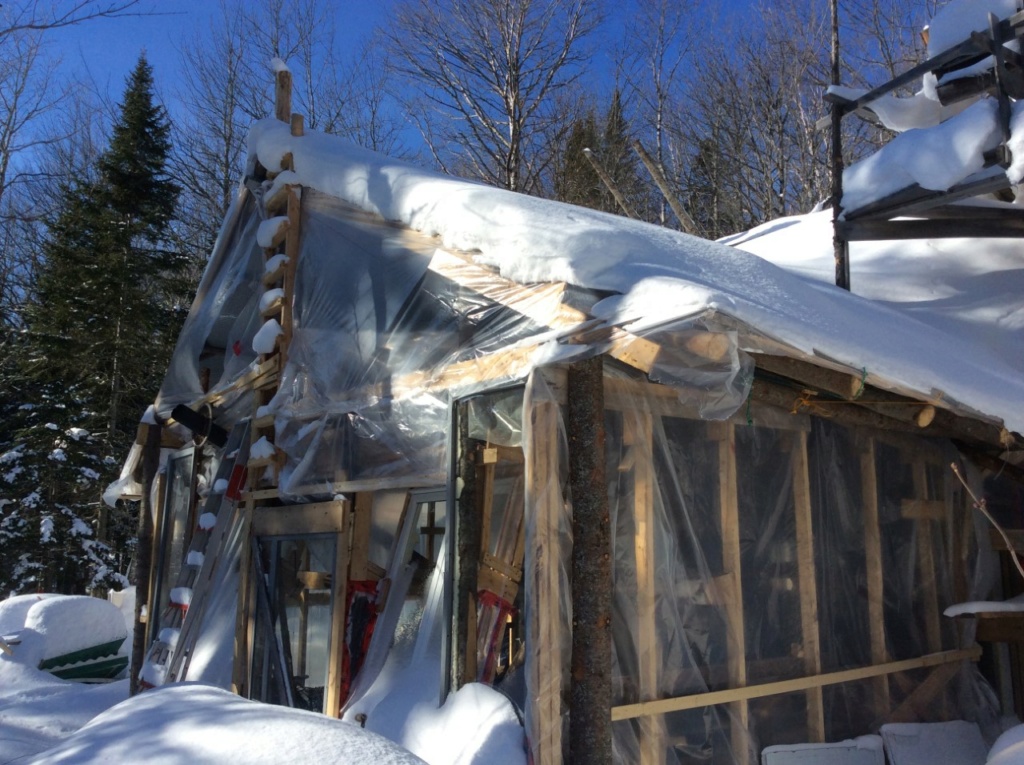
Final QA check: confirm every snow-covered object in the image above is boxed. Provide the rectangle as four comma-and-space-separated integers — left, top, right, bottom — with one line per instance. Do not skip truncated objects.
1006, 101, 1024, 183
945, 592, 1024, 617
28, 684, 428, 765
880, 721, 988, 765
212, 478, 229, 494
22, 596, 127, 663
827, 81, 945, 133
102, 442, 143, 507
64, 427, 89, 441
0, 593, 58, 636
763, 736, 883, 764
264, 253, 289, 276
259, 287, 285, 313
264, 168, 300, 196
988, 724, 1024, 764
842, 98, 1000, 213
252, 318, 283, 354
256, 216, 289, 249
198, 512, 218, 530
927, 0, 1019, 58
158, 628, 180, 648
271, 56, 290, 74
398, 683, 527, 765
187, 551, 205, 567
250, 436, 276, 460
139, 657, 167, 688
169, 588, 193, 608
0, 653, 128, 762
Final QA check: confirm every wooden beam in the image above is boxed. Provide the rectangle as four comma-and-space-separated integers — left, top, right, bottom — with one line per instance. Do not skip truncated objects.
883, 661, 961, 724
792, 430, 825, 742
860, 438, 890, 716
715, 421, 749, 764
838, 217, 1024, 240
610, 647, 981, 721
251, 501, 347, 536
627, 410, 666, 765
325, 505, 351, 717
527, 393, 566, 765
901, 499, 947, 521
912, 462, 944, 655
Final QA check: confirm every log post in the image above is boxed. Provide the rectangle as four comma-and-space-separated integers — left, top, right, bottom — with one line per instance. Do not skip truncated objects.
130, 419, 162, 695
568, 356, 612, 764
275, 68, 292, 123
452, 402, 481, 690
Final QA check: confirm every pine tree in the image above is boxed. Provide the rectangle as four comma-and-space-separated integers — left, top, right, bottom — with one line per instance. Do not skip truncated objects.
0, 55, 183, 595
554, 110, 603, 208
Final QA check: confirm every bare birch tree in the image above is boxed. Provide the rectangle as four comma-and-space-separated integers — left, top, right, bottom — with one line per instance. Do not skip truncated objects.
385, 0, 602, 193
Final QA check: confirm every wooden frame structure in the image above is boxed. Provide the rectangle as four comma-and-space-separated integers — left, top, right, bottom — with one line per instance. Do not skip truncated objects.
119, 63, 1024, 765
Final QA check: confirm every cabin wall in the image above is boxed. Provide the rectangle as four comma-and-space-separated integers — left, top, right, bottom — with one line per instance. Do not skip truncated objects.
521, 366, 997, 765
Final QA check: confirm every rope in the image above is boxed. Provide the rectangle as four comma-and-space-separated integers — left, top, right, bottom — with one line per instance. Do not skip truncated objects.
951, 462, 1024, 584
854, 367, 868, 399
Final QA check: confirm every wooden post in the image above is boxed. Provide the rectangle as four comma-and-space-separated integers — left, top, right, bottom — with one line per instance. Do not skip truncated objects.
716, 421, 750, 764
275, 68, 292, 123
912, 461, 943, 654
290, 113, 304, 137
792, 430, 825, 741
528, 392, 566, 765
452, 402, 481, 690
231, 503, 254, 698
130, 420, 163, 695
830, 0, 850, 290
627, 410, 666, 765
860, 438, 890, 717
568, 355, 612, 765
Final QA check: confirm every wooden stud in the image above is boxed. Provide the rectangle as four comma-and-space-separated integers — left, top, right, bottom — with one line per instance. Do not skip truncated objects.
792, 430, 825, 742
610, 646, 981, 722
883, 661, 962, 724
912, 461, 944, 655
860, 438, 890, 717
627, 410, 667, 765
325, 501, 352, 718
231, 503, 254, 698
350, 493, 374, 581
290, 113, 304, 137
527, 395, 565, 765
716, 421, 750, 764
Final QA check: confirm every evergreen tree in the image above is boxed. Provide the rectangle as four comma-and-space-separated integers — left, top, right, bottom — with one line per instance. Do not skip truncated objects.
0, 55, 183, 595
554, 110, 602, 208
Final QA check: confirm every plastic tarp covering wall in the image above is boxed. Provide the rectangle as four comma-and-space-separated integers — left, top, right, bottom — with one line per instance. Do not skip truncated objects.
157, 191, 266, 413
522, 367, 997, 765
271, 190, 556, 497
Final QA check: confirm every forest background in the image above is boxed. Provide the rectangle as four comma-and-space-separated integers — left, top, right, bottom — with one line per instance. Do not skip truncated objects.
0, 0, 948, 596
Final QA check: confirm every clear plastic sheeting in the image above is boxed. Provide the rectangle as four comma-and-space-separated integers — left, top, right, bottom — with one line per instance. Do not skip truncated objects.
521, 366, 998, 765
157, 190, 266, 412
271, 190, 592, 497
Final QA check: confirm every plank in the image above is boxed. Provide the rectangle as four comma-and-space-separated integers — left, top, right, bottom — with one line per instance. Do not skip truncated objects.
900, 499, 946, 522
883, 661, 961, 724
252, 501, 347, 536
350, 493, 374, 580
609, 647, 981, 722
912, 462, 943, 654
231, 503, 253, 697
325, 505, 351, 717
627, 410, 666, 765
528, 397, 565, 765
792, 430, 825, 742
717, 421, 749, 764
860, 439, 890, 716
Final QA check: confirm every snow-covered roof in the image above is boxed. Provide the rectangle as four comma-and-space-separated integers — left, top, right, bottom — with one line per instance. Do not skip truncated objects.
248, 121, 1024, 436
